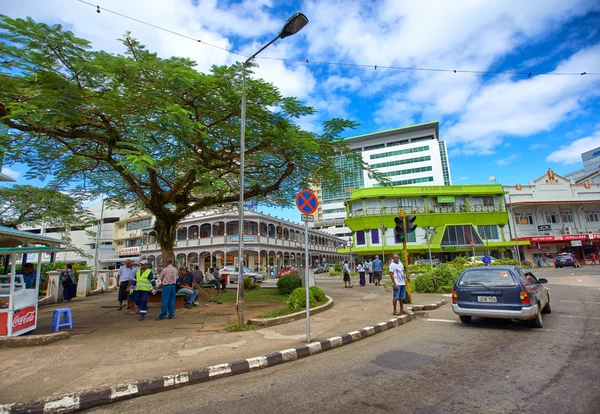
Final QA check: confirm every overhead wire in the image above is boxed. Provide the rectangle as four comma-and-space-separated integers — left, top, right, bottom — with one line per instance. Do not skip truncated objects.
74, 0, 599, 77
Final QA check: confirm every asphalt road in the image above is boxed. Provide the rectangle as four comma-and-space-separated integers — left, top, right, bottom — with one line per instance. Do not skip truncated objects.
88, 266, 600, 414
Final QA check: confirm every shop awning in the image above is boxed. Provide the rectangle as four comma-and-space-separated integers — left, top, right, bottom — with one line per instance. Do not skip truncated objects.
0, 226, 68, 248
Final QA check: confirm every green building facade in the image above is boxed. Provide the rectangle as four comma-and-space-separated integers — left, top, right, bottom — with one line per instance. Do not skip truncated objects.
339, 185, 529, 260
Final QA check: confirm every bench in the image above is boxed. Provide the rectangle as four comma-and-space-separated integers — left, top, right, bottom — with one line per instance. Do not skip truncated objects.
147, 289, 188, 309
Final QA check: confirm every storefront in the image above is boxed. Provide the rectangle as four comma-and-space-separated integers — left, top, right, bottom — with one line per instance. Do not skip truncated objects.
520, 233, 600, 263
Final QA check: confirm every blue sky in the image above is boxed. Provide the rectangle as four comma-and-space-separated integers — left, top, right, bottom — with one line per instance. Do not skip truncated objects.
1, 0, 600, 223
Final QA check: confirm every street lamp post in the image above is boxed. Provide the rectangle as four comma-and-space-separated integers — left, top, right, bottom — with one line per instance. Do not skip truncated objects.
237, 12, 309, 325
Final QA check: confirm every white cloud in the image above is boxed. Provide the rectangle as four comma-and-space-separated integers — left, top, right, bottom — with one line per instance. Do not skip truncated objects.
496, 154, 520, 166
546, 132, 600, 165
1, 167, 20, 180
530, 143, 548, 150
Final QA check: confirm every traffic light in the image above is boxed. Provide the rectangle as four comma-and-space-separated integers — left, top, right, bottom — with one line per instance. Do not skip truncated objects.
406, 216, 417, 234
394, 217, 405, 242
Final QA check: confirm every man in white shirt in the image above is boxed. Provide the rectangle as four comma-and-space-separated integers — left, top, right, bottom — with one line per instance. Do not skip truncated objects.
389, 254, 407, 315
116, 260, 135, 311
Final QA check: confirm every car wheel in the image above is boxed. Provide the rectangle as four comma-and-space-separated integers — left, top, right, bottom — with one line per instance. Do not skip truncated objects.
542, 295, 552, 314
531, 305, 543, 329
459, 315, 472, 324
554, 265, 558, 268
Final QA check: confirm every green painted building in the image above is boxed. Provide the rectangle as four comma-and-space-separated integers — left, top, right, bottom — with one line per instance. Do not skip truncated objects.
339, 184, 529, 260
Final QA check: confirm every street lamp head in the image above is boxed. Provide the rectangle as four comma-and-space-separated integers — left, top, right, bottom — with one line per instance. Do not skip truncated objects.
278, 12, 309, 39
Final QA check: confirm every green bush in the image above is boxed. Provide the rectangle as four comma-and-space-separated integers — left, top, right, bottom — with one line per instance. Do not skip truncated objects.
243, 277, 253, 290
286, 287, 316, 311
492, 259, 521, 266
450, 256, 468, 267
407, 264, 430, 274
329, 269, 342, 276
333, 263, 342, 272
277, 274, 302, 295
414, 264, 463, 293
309, 286, 326, 302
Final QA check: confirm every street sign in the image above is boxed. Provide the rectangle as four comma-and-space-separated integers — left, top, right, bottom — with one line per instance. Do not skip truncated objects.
295, 189, 318, 215
301, 214, 314, 222
538, 225, 551, 231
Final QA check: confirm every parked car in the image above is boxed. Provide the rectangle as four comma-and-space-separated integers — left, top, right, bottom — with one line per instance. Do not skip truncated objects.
451, 266, 550, 328
554, 253, 580, 268
219, 266, 264, 283
467, 255, 498, 265
312, 265, 328, 274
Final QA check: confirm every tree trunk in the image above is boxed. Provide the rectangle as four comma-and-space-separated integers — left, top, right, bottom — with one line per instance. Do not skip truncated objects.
155, 218, 178, 268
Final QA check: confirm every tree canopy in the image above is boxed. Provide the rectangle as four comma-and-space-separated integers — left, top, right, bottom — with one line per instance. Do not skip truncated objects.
0, 184, 93, 230
0, 16, 380, 261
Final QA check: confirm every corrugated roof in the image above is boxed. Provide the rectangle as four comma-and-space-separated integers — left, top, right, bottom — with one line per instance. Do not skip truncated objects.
0, 225, 67, 248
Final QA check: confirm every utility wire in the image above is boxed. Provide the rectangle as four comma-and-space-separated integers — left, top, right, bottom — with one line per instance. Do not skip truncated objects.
77, 0, 598, 77
77, 0, 248, 58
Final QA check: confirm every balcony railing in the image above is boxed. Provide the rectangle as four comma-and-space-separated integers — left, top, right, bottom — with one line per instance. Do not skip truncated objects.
348, 205, 503, 218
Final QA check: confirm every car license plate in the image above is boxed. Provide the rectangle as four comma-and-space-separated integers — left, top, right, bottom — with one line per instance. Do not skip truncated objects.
477, 296, 497, 303
561, 260, 566, 263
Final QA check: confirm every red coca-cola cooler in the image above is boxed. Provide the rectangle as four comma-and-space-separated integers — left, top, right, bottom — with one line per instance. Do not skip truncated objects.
0, 228, 73, 336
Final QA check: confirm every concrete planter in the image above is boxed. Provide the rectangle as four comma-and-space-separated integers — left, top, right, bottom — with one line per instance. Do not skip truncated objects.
45, 271, 63, 303
76, 270, 92, 297
248, 295, 334, 327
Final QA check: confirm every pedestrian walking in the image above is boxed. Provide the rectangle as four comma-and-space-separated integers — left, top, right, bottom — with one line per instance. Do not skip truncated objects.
156, 259, 179, 320
343, 260, 353, 288
389, 254, 407, 315
116, 259, 135, 311
367, 259, 374, 284
357, 262, 366, 286
130, 260, 156, 321
534, 255, 542, 268
372, 255, 383, 286
590, 253, 597, 265
60, 264, 76, 302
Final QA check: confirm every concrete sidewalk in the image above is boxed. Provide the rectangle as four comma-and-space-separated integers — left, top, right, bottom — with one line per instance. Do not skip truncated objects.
0, 277, 447, 404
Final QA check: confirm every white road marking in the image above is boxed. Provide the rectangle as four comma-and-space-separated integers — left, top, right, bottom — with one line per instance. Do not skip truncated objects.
577, 278, 583, 282
544, 328, 600, 336
424, 318, 457, 323
561, 300, 600, 304
558, 315, 600, 320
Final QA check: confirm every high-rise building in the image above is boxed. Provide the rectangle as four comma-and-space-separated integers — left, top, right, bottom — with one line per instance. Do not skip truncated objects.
312, 121, 451, 238
564, 146, 600, 184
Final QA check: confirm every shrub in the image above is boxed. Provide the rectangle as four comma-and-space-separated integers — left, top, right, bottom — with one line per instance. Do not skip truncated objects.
243, 277, 253, 290
309, 286, 326, 302
414, 264, 463, 293
277, 274, 302, 295
450, 256, 468, 267
492, 259, 521, 266
407, 264, 430, 274
286, 287, 316, 311
333, 263, 342, 272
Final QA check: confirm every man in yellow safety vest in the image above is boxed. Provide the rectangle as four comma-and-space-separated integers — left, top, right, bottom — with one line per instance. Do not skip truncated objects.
129, 260, 157, 321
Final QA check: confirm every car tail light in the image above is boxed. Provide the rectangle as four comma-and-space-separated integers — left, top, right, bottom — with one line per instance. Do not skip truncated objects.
520, 291, 530, 305
452, 290, 458, 303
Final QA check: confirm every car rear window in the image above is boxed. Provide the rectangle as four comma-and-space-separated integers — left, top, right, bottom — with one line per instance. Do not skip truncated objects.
556, 254, 571, 259
458, 269, 517, 287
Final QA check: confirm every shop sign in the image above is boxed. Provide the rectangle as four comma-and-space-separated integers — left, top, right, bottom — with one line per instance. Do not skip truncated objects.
229, 236, 255, 242
12, 306, 36, 334
527, 234, 589, 243
589, 233, 600, 240
570, 240, 582, 247
537, 225, 551, 231
437, 195, 455, 203
0, 313, 7, 336
119, 246, 140, 255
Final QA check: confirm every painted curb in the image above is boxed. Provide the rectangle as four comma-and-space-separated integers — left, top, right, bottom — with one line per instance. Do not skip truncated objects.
248, 295, 334, 327
0, 332, 70, 349
408, 299, 447, 312
0, 313, 416, 413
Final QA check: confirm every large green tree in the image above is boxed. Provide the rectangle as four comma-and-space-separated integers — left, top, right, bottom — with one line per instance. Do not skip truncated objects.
0, 184, 93, 229
0, 16, 380, 263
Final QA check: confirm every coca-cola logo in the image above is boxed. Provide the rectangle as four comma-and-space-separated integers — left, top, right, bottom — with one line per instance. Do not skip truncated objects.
12, 306, 36, 332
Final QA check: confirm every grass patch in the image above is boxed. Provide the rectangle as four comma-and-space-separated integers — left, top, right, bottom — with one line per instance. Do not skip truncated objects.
225, 323, 257, 332
253, 299, 328, 319
208, 287, 289, 303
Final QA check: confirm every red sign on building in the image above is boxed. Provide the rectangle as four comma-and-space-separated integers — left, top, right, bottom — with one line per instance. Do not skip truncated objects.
0, 312, 7, 336
12, 306, 36, 334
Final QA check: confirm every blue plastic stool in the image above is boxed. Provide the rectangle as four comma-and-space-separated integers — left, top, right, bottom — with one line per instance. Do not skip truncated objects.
51, 308, 73, 331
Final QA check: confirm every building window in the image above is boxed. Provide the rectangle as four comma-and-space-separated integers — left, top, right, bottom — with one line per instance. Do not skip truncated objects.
356, 231, 366, 245
377, 166, 433, 178
375, 176, 434, 187
441, 225, 483, 246
514, 212, 533, 225
544, 211, 558, 224
477, 225, 499, 240
363, 143, 385, 151
371, 229, 380, 244
560, 210, 574, 223
126, 218, 152, 231
323, 208, 346, 214
371, 155, 432, 170
370, 145, 430, 160
586, 210, 599, 222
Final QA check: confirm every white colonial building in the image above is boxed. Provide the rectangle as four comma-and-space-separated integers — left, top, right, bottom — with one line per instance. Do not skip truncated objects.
505, 169, 600, 264
139, 210, 346, 273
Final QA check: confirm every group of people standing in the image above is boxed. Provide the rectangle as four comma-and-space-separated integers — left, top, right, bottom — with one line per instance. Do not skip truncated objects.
344, 255, 384, 288
116, 259, 227, 321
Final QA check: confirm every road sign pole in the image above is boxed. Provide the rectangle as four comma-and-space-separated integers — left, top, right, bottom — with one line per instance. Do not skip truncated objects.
304, 219, 310, 343
399, 209, 412, 304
